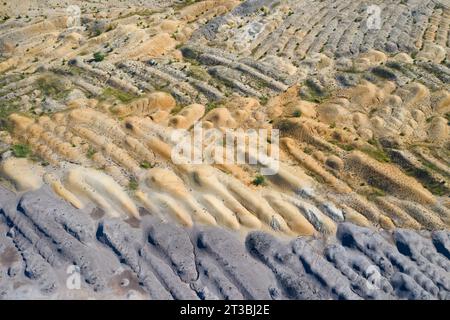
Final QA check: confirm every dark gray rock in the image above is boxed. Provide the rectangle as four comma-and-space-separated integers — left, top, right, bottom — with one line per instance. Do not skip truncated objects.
143, 217, 198, 283
196, 227, 277, 300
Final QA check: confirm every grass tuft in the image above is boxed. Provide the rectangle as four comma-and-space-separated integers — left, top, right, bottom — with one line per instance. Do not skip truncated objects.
101, 87, 137, 103
93, 52, 105, 62
11, 144, 31, 158
252, 175, 266, 186
140, 161, 153, 169
128, 178, 139, 191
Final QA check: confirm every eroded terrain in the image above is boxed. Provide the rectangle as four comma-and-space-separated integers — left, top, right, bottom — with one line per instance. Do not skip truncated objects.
0, 0, 449, 299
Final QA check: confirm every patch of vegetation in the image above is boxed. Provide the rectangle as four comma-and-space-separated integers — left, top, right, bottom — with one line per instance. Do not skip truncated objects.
253, 79, 268, 90
251, 43, 262, 56
361, 146, 391, 163
67, 65, 85, 77
11, 144, 31, 158
335, 142, 355, 152
361, 138, 391, 163
93, 51, 105, 62
342, 61, 361, 74
372, 67, 396, 81
366, 188, 386, 201
205, 102, 219, 113
260, 6, 270, 16
183, 56, 200, 67
304, 79, 323, 94
303, 147, 313, 155
260, 95, 269, 105
302, 92, 327, 104
386, 61, 403, 71
176, 0, 200, 8
418, 156, 450, 179
128, 178, 139, 191
421, 160, 439, 173
403, 166, 447, 196
292, 110, 302, 117
140, 161, 153, 169
277, 119, 298, 132
252, 175, 266, 186
101, 87, 137, 103
0, 99, 20, 131
170, 104, 185, 115
435, 2, 446, 10
36, 76, 70, 101
301, 80, 330, 104
1, 15, 10, 24
117, 9, 159, 20
105, 23, 117, 32
426, 116, 434, 123
86, 147, 96, 159
187, 65, 210, 82
424, 181, 446, 196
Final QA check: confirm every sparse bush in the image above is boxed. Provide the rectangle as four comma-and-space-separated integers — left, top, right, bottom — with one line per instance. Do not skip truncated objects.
372, 67, 396, 81
86, 147, 96, 159
36, 76, 70, 100
93, 51, 105, 62
11, 144, 31, 158
140, 161, 153, 169
101, 87, 136, 103
260, 6, 270, 16
366, 188, 386, 201
205, 102, 218, 113
129, 178, 139, 190
361, 147, 391, 163
260, 96, 269, 105
252, 175, 266, 186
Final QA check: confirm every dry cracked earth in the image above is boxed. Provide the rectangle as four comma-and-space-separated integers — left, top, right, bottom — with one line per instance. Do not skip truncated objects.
0, 0, 449, 300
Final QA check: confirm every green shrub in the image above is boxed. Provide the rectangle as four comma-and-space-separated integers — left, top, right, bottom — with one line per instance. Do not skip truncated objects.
86, 147, 96, 159
140, 161, 153, 169
205, 102, 218, 113
252, 175, 266, 186
36, 76, 70, 100
260, 96, 269, 105
93, 52, 105, 62
293, 110, 302, 117
11, 144, 31, 158
361, 147, 391, 163
129, 178, 139, 190
101, 87, 136, 103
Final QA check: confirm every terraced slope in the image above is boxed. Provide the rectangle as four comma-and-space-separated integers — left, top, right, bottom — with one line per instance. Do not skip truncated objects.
2, 77, 448, 235
0, 0, 449, 300
192, 0, 450, 60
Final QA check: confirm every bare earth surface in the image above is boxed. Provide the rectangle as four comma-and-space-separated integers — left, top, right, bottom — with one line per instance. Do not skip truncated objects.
0, 0, 449, 299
